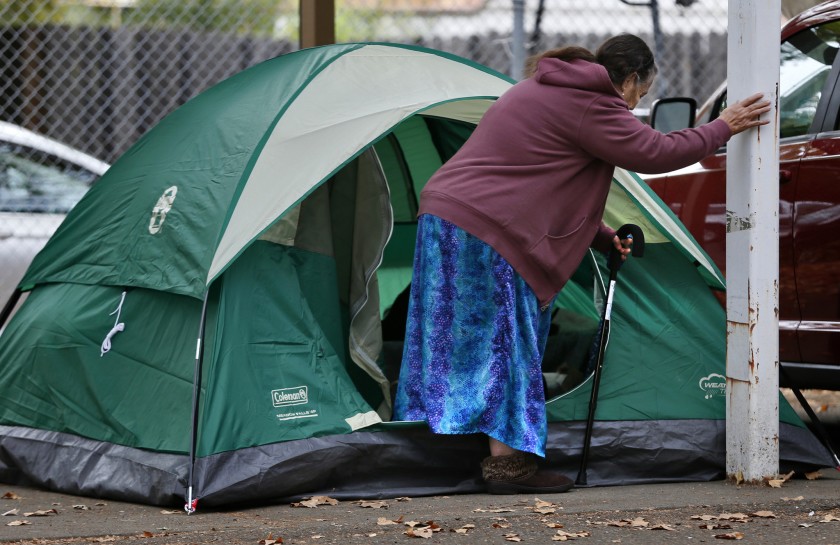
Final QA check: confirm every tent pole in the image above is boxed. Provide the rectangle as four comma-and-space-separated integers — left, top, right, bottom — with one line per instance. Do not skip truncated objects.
185, 291, 210, 514
0, 288, 22, 330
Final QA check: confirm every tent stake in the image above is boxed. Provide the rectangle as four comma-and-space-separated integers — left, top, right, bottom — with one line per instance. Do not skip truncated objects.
185, 291, 210, 514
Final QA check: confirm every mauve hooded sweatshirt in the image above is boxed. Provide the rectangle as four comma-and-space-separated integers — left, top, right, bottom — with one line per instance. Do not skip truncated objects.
418, 57, 732, 307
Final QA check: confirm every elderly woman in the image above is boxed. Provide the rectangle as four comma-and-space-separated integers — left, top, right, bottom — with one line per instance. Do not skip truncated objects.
393, 34, 769, 494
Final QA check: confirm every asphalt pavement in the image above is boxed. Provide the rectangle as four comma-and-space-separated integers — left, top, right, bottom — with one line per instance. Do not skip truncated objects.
2, 469, 840, 545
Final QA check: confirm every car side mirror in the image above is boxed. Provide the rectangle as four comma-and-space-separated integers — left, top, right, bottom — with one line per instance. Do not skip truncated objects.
650, 97, 697, 132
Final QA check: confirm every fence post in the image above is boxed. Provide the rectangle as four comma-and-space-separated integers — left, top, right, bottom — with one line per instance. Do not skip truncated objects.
300, 0, 335, 49
725, 0, 781, 483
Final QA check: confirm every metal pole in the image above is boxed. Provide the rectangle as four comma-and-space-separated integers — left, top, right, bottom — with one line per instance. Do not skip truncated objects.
185, 292, 211, 514
649, 0, 668, 96
725, 0, 781, 482
511, 0, 526, 80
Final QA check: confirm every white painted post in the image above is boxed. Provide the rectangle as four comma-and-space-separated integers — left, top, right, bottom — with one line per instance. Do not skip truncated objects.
726, 0, 781, 482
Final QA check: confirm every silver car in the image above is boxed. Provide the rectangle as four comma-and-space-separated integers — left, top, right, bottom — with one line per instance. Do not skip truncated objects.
0, 121, 109, 308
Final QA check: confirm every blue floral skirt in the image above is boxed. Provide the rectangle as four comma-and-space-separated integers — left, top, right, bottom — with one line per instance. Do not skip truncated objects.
393, 214, 553, 456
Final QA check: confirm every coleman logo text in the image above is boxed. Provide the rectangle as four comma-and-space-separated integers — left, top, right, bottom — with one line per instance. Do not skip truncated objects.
272, 386, 309, 407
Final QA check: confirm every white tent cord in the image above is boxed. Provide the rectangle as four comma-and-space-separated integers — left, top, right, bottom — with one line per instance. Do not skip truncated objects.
100, 291, 127, 357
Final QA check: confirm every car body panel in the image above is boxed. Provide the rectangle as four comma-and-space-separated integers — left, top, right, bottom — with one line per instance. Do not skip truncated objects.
0, 122, 109, 304
643, 1, 840, 388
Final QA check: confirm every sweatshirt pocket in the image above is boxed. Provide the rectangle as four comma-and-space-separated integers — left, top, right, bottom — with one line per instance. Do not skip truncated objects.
527, 215, 589, 275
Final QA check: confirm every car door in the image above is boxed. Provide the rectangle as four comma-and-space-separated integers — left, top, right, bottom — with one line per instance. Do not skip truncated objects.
789, 20, 840, 367
649, 22, 840, 367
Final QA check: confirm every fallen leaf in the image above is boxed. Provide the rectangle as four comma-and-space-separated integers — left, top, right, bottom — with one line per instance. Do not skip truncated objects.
545, 522, 564, 528
404, 520, 422, 527
141, 531, 154, 538
504, 533, 522, 542
533, 507, 557, 514
405, 527, 434, 539
799, 523, 813, 528
452, 524, 475, 534
717, 513, 749, 522
395, 497, 412, 502
766, 470, 795, 488
258, 532, 282, 545
628, 517, 649, 528
160, 510, 181, 515
714, 532, 745, 540
733, 471, 744, 485
700, 523, 732, 530
6, 520, 30, 526
490, 508, 515, 513
377, 517, 398, 526
354, 500, 387, 509
805, 471, 822, 480
1, 492, 21, 500
492, 521, 512, 529
2, 509, 19, 516
367, 533, 377, 537
751, 511, 776, 518
73, 505, 90, 510
552, 530, 591, 540
691, 514, 718, 521
819, 515, 840, 523
291, 496, 338, 508
534, 499, 556, 508
650, 524, 677, 531
96, 502, 107, 506
312, 536, 323, 540
23, 509, 58, 517
782, 496, 805, 501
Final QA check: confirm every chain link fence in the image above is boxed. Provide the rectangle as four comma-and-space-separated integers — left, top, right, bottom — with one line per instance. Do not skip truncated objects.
0, 0, 741, 304
1, 0, 733, 163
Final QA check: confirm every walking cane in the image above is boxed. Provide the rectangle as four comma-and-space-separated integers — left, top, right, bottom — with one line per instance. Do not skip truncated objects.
576, 224, 645, 486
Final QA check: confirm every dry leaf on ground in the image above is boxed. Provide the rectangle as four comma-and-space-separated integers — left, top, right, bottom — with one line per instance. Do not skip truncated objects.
751, 511, 776, 518
258, 534, 283, 545
804, 471, 822, 480
714, 532, 745, 540
395, 497, 412, 502
766, 471, 795, 488
650, 524, 677, 531
552, 529, 590, 541
405, 526, 437, 538
6, 520, 31, 526
354, 500, 388, 509
24, 509, 58, 517
717, 513, 749, 522
782, 496, 805, 501
700, 524, 732, 530
377, 517, 398, 525
290, 496, 338, 508
819, 514, 840, 523
691, 514, 718, 521
1, 492, 21, 500
545, 522, 564, 529
504, 533, 522, 542
2, 509, 19, 516
160, 509, 181, 515
452, 524, 475, 534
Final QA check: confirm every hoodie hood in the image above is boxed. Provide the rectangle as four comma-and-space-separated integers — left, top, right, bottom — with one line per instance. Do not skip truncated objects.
535, 57, 621, 99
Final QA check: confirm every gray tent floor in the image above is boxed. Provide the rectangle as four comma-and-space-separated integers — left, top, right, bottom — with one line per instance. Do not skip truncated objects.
0, 421, 831, 507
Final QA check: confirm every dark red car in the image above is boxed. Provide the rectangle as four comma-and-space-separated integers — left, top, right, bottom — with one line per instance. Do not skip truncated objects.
645, 1, 840, 389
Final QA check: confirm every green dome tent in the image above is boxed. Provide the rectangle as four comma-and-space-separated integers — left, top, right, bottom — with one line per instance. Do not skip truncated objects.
0, 43, 831, 509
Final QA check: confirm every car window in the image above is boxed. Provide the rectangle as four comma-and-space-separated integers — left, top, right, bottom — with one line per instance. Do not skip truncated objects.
0, 141, 97, 213
714, 20, 840, 139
